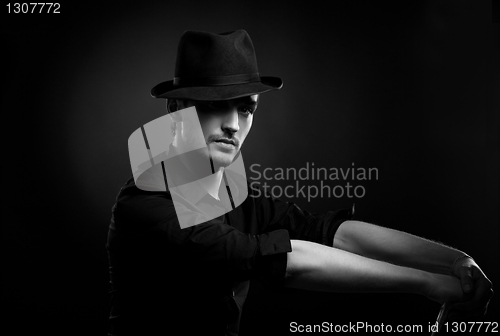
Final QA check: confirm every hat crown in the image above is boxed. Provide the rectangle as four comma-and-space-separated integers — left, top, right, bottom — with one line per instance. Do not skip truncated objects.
175, 30, 259, 80
150, 29, 282, 100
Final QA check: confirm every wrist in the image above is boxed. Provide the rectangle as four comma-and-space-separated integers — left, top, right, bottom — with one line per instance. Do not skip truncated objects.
419, 270, 434, 298
420, 271, 463, 304
414, 269, 437, 299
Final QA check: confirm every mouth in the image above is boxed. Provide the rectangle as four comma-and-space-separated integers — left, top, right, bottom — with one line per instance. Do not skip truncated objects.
211, 138, 238, 153
213, 138, 236, 146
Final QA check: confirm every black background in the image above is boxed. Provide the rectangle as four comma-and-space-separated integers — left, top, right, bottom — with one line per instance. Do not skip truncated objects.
3, 1, 499, 335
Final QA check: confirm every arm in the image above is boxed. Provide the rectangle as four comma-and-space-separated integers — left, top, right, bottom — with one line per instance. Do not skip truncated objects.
253, 185, 353, 245
333, 220, 493, 320
333, 220, 466, 275
111, 182, 293, 283
284, 239, 463, 304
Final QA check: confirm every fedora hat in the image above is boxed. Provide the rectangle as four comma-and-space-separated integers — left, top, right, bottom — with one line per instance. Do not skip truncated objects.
151, 30, 283, 101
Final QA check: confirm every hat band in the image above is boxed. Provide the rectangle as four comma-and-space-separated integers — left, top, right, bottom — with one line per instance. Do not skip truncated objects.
173, 73, 260, 87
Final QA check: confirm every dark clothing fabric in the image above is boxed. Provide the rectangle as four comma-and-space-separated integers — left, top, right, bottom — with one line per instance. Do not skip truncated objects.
107, 172, 354, 335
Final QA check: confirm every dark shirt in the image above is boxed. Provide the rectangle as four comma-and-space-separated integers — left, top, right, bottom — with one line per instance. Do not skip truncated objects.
107, 162, 354, 335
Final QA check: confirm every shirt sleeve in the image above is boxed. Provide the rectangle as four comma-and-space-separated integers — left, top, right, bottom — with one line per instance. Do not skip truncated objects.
108, 179, 292, 285
251, 183, 355, 246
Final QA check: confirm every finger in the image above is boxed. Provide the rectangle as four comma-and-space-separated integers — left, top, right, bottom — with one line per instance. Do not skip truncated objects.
458, 266, 474, 293
452, 283, 493, 312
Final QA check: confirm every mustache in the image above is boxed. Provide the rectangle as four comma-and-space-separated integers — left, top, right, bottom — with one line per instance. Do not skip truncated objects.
207, 134, 240, 147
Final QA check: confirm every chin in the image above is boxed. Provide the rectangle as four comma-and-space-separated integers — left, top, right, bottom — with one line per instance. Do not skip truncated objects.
210, 154, 234, 169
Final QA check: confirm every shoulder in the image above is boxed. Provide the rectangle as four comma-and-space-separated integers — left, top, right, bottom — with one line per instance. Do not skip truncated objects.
112, 176, 177, 231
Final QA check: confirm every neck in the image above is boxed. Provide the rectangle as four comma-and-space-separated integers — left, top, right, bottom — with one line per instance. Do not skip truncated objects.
198, 168, 224, 200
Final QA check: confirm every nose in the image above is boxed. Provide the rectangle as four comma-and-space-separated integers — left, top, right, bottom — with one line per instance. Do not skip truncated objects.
221, 108, 240, 134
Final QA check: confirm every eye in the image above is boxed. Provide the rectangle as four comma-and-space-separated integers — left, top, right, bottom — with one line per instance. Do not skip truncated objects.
238, 106, 255, 117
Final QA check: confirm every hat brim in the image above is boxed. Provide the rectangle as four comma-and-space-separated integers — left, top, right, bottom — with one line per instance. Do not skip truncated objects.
150, 76, 283, 101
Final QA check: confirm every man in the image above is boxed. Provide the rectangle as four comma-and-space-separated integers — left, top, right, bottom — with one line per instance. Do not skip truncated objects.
107, 30, 493, 336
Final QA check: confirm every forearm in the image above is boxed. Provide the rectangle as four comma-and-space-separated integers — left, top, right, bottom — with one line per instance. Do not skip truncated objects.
284, 240, 461, 303
333, 220, 469, 275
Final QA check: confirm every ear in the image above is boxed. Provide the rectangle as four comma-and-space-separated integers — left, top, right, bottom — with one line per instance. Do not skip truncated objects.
167, 99, 179, 113
167, 99, 183, 122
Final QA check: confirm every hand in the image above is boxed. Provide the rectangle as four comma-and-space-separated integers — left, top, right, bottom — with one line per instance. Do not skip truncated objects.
447, 257, 493, 320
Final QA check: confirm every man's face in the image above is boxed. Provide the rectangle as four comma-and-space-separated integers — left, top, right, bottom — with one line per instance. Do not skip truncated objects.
177, 94, 258, 168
